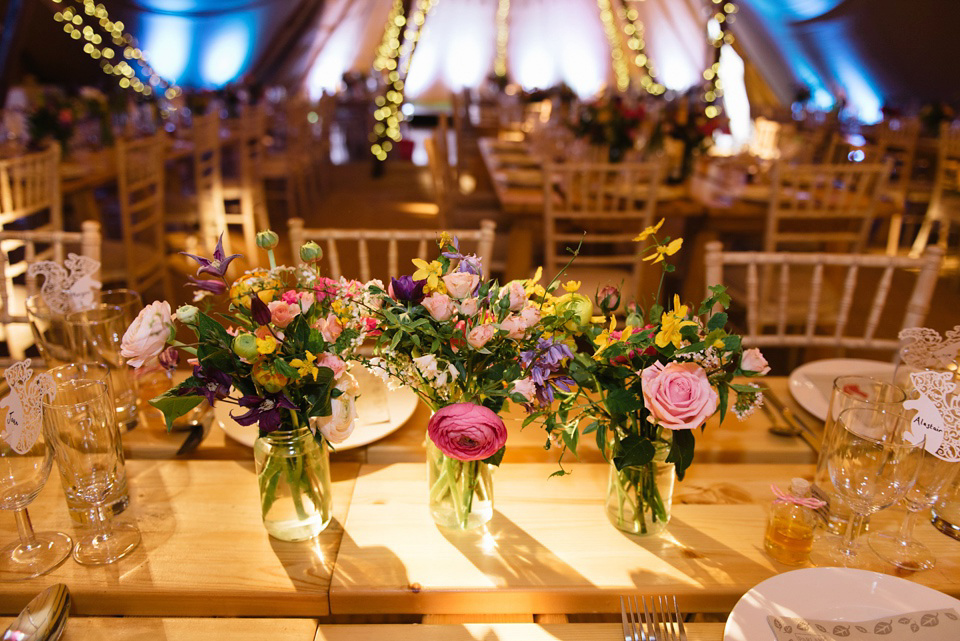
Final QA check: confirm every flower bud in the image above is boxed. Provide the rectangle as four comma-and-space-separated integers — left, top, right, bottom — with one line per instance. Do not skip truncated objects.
158, 346, 180, 369
232, 333, 259, 360
596, 285, 621, 314
250, 295, 272, 325
175, 304, 199, 325
554, 293, 594, 332
256, 230, 279, 250
299, 241, 323, 264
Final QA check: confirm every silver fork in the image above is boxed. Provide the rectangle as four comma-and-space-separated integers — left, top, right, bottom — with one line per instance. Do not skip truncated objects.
641, 595, 688, 641
620, 596, 647, 641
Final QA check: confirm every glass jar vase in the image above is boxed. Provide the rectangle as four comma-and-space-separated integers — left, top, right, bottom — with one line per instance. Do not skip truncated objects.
606, 446, 675, 537
253, 427, 332, 541
426, 436, 494, 530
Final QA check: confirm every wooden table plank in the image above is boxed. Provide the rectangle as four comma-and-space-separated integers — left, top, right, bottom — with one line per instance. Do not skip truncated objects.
329, 462, 960, 616
316, 622, 726, 641
0, 461, 357, 617
0, 617, 317, 641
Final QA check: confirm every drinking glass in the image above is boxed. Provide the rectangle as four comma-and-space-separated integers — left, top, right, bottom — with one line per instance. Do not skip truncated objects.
42, 379, 140, 565
25, 296, 73, 367
869, 451, 960, 570
826, 407, 923, 568
0, 421, 72, 580
45, 363, 130, 526
93, 289, 143, 327
65, 305, 138, 430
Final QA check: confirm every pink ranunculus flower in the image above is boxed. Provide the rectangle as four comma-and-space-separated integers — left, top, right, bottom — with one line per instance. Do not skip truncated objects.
314, 313, 343, 343
459, 297, 479, 316
518, 304, 541, 329
422, 292, 455, 321
310, 373, 360, 444
741, 348, 770, 375
641, 362, 719, 430
121, 300, 172, 368
268, 300, 299, 328
427, 402, 507, 461
316, 353, 347, 380
503, 280, 527, 311
442, 271, 480, 299
467, 324, 497, 349
499, 314, 526, 339
512, 377, 536, 403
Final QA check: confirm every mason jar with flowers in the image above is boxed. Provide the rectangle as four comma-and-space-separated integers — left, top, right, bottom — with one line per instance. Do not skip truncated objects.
362, 235, 580, 530
122, 232, 374, 541
546, 220, 767, 536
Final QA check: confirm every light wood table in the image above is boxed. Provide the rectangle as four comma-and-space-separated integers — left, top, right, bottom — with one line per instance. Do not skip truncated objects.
0, 460, 358, 617
330, 461, 960, 616
317, 622, 726, 641
0, 617, 318, 640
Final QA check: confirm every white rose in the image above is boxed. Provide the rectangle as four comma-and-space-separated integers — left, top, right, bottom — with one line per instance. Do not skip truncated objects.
121, 301, 172, 368
311, 374, 359, 444
442, 271, 480, 299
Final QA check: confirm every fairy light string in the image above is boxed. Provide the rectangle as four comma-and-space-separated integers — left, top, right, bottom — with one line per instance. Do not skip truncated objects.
597, 0, 630, 92
616, 0, 663, 95
703, 0, 737, 119
494, 0, 510, 78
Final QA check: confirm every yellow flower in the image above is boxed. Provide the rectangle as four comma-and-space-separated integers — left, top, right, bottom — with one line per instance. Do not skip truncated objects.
562, 280, 581, 293
256, 334, 278, 355
411, 258, 446, 294
524, 266, 543, 296
291, 351, 319, 380
655, 295, 697, 349
593, 317, 618, 360
712, 338, 725, 349
438, 232, 453, 248
633, 218, 664, 242
643, 237, 683, 264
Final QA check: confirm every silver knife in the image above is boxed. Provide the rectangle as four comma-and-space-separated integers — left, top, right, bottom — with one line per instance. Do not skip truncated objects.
761, 386, 823, 452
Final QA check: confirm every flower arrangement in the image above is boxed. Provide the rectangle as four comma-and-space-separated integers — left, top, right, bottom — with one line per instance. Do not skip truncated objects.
571, 95, 645, 162
361, 234, 580, 528
122, 232, 374, 540
543, 220, 766, 535
27, 91, 75, 153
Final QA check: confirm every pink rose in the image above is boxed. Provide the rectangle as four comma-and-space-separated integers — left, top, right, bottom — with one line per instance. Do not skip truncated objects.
442, 272, 480, 299
314, 277, 339, 302
422, 292, 455, 321
314, 313, 343, 343
268, 301, 299, 328
499, 314, 526, 339
502, 280, 527, 311
310, 373, 360, 444
518, 304, 541, 329
512, 378, 536, 403
741, 348, 770, 375
467, 324, 497, 349
121, 300, 172, 368
316, 353, 347, 380
459, 297, 479, 316
641, 362, 719, 430
427, 402, 507, 461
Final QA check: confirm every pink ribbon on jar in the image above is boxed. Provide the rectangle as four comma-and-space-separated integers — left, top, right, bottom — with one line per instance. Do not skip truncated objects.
770, 484, 826, 509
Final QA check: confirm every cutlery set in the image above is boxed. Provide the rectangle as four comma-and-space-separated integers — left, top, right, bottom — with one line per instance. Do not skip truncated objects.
620, 595, 687, 641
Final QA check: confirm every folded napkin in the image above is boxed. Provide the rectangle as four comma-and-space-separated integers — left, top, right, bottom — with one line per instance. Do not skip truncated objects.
767, 609, 960, 640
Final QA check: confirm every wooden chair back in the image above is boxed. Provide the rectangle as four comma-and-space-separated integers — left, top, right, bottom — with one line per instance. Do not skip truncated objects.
0, 146, 62, 229
911, 121, 960, 256
117, 134, 172, 302
749, 117, 791, 160
766, 161, 890, 253
424, 135, 453, 229
192, 112, 229, 254
704, 241, 943, 353
288, 218, 497, 282
230, 104, 269, 259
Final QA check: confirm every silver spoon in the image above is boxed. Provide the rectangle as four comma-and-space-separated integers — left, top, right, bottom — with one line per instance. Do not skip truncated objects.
2, 583, 70, 641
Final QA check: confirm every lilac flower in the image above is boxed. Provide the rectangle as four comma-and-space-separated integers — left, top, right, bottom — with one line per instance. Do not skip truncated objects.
181, 233, 241, 279
180, 365, 232, 405
250, 295, 272, 325
520, 338, 575, 407
441, 238, 483, 276
231, 393, 298, 433
188, 276, 227, 296
390, 275, 427, 304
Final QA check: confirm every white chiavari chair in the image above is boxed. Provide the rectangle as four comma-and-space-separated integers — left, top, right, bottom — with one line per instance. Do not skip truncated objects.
911, 121, 960, 258
0, 145, 62, 230
705, 241, 942, 355
222, 104, 269, 261
0, 221, 100, 364
543, 160, 661, 302
288, 218, 496, 282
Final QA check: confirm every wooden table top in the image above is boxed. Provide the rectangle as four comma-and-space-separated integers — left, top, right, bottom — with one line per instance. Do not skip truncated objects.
330, 461, 960, 616
0, 460, 357, 617
0, 617, 318, 641
317, 622, 727, 641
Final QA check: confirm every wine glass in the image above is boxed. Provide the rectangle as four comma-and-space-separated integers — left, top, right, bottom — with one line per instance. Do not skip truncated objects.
825, 407, 924, 568
42, 378, 140, 565
869, 452, 960, 570
0, 420, 73, 580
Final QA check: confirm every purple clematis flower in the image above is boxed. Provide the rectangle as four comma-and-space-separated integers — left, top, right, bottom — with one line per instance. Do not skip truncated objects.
230, 393, 298, 433
390, 275, 427, 304
179, 365, 232, 405
520, 338, 575, 407
187, 276, 227, 296
441, 238, 483, 276
181, 233, 241, 279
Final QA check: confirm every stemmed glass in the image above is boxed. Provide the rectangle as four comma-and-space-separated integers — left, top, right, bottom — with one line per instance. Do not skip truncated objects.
42, 378, 140, 565
825, 407, 924, 568
0, 422, 73, 580
869, 452, 960, 570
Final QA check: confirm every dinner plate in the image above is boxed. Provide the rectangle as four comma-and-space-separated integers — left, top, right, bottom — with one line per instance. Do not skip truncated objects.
788, 358, 898, 421
724, 567, 960, 641
216, 366, 420, 450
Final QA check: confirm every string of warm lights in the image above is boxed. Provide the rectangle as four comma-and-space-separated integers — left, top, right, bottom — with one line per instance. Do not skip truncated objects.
616, 0, 664, 95
494, 0, 510, 78
50, 0, 180, 99
703, 0, 737, 119
597, 0, 630, 92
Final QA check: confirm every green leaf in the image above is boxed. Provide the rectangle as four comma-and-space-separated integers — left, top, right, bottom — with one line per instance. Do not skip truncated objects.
149, 391, 205, 432
613, 433, 655, 470
666, 429, 695, 480
709, 284, 731, 309
707, 312, 728, 332
274, 359, 299, 380
604, 387, 644, 417
196, 312, 232, 347
718, 385, 728, 425
548, 469, 569, 478
482, 446, 506, 467
561, 423, 579, 455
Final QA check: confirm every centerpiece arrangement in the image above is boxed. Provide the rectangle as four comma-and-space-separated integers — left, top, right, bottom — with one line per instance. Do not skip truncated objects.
571, 95, 645, 163
361, 234, 581, 530
122, 232, 373, 541
542, 220, 766, 536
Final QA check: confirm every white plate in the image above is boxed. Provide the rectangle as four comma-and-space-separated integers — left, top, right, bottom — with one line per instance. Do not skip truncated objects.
724, 567, 960, 641
216, 367, 420, 450
788, 358, 898, 421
